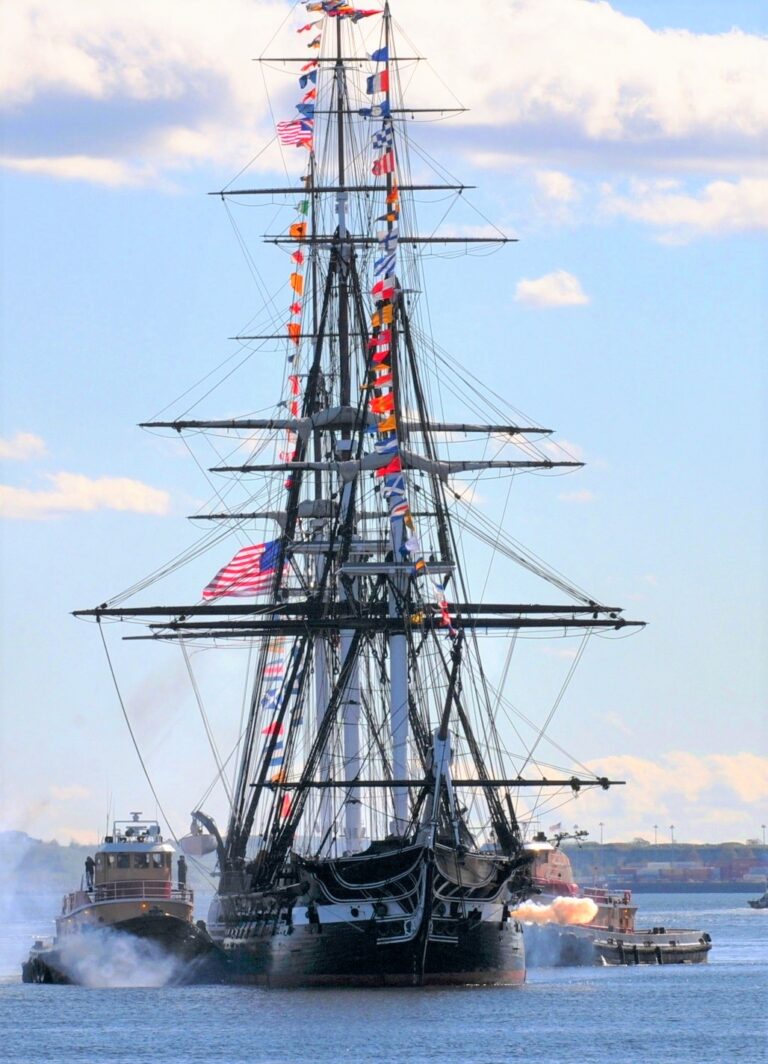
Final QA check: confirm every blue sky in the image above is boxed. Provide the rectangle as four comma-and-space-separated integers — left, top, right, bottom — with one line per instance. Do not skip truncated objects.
1, 0, 766, 846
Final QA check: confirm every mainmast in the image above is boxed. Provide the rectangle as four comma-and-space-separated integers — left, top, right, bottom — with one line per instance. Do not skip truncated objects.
335, 15, 351, 412
379, 5, 409, 836
75, 3, 642, 882
334, 15, 363, 851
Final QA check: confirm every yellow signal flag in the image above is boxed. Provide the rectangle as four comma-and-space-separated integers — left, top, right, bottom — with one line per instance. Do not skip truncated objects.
290, 272, 304, 295
381, 304, 394, 324
289, 221, 307, 239
377, 413, 397, 432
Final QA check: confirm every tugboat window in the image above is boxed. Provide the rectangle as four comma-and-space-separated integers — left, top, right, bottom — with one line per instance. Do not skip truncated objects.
151, 854, 164, 869
134, 854, 150, 869
116, 854, 130, 869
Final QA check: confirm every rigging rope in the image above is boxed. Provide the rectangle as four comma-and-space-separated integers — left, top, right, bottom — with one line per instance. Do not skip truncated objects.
97, 620, 218, 889
518, 630, 592, 776
180, 641, 234, 806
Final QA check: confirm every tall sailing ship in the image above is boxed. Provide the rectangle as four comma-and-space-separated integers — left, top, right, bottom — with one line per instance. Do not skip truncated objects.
76, 2, 643, 987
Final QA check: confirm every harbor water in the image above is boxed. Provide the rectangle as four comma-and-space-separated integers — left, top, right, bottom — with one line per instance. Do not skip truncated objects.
0, 893, 764, 1063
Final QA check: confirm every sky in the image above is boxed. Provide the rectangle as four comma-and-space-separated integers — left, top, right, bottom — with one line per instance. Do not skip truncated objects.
0, 0, 766, 848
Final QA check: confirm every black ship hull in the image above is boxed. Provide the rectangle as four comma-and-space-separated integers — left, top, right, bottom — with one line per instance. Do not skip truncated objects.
215, 917, 525, 987
209, 842, 527, 987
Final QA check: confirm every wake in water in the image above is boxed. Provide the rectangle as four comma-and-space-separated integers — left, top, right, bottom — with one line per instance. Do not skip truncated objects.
57, 928, 182, 988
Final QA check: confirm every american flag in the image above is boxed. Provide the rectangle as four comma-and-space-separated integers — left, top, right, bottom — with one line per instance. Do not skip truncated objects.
277, 119, 314, 146
202, 540, 281, 599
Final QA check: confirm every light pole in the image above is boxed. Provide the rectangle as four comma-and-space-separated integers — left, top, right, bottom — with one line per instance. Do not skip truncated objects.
599, 821, 604, 845
669, 824, 675, 844
653, 824, 658, 846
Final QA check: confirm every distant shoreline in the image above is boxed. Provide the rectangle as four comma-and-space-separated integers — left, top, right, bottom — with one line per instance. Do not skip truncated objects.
619, 883, 761, 894
2, 831, 765, 898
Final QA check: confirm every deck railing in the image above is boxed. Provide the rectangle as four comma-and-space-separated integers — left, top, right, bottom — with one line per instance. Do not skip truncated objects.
63, 881, 193, 913
582, 886, 632, 904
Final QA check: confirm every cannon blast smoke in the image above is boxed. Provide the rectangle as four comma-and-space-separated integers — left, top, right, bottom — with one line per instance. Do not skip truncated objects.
511, 897, 598, 926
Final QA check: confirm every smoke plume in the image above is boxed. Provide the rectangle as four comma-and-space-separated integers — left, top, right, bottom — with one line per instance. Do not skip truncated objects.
57, 928, 182, 987
511, 897, 598, 926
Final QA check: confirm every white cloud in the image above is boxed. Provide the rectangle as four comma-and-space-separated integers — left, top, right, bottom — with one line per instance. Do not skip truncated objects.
515, 270, 590, 308
535, 170, 578, 202
545, 439, 585, 462
577, 752, 768, 842
417, 2, 768, 176
0, 1, 260, 106
603, 176, 768, 239
0, 0, 290, 183
1, 154, 153, 187
0, 472, 171, 519
708, 753, 768, 803
1, 0, 765, 185
0, 432, 47, 461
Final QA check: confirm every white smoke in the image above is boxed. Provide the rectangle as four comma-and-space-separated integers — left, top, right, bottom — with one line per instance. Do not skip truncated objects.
57, 928, 182, 987
511, 896, 598, 926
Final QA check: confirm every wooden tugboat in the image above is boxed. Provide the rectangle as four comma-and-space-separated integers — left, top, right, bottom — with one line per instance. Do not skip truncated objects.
22, 814, 215, 984
522, 833, 712, 966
